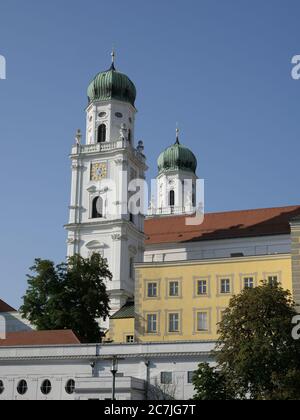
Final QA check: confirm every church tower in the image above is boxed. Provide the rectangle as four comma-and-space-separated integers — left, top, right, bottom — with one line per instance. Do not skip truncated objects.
149, 129, 198, 216
65, 53, 147, 314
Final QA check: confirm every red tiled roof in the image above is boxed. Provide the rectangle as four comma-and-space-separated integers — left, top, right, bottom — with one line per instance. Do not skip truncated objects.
0, 330, 81, 346
145, 205, 300, 245
0, 299, 16, 313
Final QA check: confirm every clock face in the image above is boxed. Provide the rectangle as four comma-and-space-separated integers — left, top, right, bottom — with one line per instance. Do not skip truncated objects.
91, 162, 107, 181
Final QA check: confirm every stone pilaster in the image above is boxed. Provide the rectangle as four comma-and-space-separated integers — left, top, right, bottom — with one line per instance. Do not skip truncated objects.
134, 269, 143, 341
290, 216, 300, 310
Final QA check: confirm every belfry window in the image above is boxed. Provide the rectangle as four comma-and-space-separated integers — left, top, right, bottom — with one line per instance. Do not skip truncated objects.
92, 196, 103, 219
97, 124, 106, 143
169, 190, 175, 207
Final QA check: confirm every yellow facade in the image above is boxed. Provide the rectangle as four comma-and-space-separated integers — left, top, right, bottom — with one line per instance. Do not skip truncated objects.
133, 254, 292, 342
108, 317, 135, 344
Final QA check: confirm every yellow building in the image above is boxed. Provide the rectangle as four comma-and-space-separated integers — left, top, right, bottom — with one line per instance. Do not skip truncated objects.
109, 254, 291, 343
134, 254, 291, 342
108, 301, 135, 344
108, 205, 300, 344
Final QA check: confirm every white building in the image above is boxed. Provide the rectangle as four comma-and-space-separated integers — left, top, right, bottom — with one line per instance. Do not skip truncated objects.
65, 54, 147, 316
0, 340, 214, 400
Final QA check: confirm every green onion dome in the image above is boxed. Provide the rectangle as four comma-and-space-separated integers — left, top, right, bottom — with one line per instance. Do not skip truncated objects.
158, 137, 197, 175
87, 63, 136, 106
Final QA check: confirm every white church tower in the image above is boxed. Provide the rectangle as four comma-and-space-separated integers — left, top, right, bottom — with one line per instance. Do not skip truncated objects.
65, 53, 147, 314
149, 128, 198, 216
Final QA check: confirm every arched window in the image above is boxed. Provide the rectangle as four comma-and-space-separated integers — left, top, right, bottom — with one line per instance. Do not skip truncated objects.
97, 124, 106, 143
128, 129, 132, 144
169, 190, 175, 207
92, 196, 103, 219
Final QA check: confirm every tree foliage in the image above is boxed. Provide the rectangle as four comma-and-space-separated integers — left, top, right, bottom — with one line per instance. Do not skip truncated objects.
193, 281, 300, 400
20, 254, 112, 343
193, 363, 234, 400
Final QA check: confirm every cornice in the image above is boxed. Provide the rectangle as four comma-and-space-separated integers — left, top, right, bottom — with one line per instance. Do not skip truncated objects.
136, 253, 291, 269
0, 350, 214, 363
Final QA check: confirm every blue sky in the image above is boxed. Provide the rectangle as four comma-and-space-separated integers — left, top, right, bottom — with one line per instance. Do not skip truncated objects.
1, 0, 300, 307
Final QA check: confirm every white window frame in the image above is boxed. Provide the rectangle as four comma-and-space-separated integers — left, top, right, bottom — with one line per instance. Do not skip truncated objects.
169, 281, 179, 297
244, 276, 254, 289
197, 312, 208, 332
168, 313, 180, 333
220, 278, 231, 294
147, 282, 158, 298
147, 314, 158, 333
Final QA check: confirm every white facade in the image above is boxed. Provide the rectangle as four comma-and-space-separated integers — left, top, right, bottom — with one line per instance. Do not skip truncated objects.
65, 97, 147, 314
144, 234, 291, 263
0, 341, 215, 400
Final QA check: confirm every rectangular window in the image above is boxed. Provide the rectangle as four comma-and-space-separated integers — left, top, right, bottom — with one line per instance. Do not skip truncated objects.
169, 281, 179, 297
168, 313, 180, 333
244, 277, 254, 289
268, 276, 278, 286
147, 282, 158, 298
147, 314, 157, 333
129, 258, 134, 279
197, 312, 208, 332
126, 335, 134, 344
197, 280, 208, 295
220, 278, 231, 294
161, 372, 173, 385
188, 371, 196, 384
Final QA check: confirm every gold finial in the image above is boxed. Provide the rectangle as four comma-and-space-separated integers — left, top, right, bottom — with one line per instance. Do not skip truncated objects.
111, 47, 116, 65
176, 123, 180, 144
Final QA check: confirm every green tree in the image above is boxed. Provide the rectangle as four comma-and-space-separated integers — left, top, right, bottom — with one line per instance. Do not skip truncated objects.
20, 254, 112, 343
193, 363, 234, 400
215, 281, 300, 400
